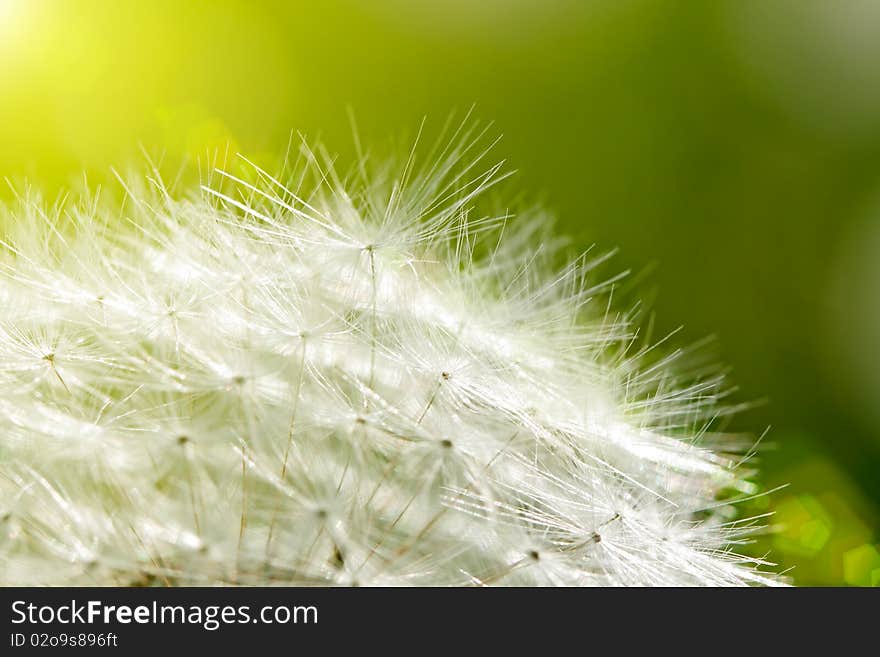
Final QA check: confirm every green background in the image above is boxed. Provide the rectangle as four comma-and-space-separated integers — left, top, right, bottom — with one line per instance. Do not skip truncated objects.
2, 0, 879, 585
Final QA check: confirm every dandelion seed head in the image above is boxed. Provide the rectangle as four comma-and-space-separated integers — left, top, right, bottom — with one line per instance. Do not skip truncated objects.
0, 119, 780, 586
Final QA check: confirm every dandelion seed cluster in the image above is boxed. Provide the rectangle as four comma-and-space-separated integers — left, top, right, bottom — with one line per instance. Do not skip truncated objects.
0, 123, 777, 586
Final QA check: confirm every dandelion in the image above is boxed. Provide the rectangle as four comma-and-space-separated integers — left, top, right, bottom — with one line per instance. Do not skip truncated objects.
0, 118, 778, 586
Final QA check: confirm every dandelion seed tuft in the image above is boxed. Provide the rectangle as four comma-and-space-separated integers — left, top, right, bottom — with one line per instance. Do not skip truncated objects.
0, 120, 780, 586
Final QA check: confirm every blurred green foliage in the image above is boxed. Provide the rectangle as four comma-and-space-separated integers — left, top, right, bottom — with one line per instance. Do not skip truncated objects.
1, 0, 878, 585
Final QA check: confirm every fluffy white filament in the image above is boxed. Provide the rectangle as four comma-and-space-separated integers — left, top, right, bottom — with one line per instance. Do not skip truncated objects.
0, 125, 778, 586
